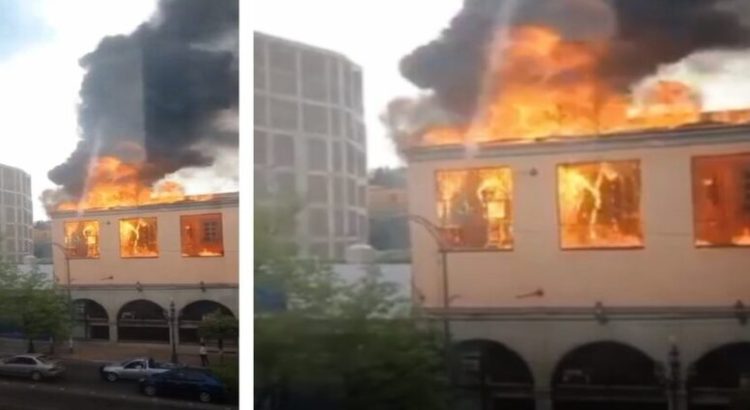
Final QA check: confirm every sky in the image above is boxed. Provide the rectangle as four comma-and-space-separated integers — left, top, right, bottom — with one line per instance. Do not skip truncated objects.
253, 0, 464, 171
0, 0, 159, 220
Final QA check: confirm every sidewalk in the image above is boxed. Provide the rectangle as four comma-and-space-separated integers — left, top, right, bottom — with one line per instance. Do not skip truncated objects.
0, 337, 237, 366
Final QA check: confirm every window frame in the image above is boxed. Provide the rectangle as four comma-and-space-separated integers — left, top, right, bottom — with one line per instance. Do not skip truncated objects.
433, 166, 515, 252
63, 220, 101, 259
555, 159, 644, 251
118, 217, 160, 259
180, 213, 225, 258
691, 152, 750, 249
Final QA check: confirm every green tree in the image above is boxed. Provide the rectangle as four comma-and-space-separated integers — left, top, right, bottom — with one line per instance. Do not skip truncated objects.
0, 261, 70, 353
255, 204, 447, 410
198, 310, 238, 358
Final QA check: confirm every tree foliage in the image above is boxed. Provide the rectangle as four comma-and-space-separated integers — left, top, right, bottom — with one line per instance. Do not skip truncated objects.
368, 167, 407, 188
198, 310, 238, 351
0, 261, 70, 352
255, 204, 447, 410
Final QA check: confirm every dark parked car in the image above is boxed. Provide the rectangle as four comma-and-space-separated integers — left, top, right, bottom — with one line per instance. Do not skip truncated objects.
139, 368, 226, 403
0, 354, 65, 381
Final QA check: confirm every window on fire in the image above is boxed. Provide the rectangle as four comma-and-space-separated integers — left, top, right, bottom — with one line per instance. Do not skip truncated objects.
119, 218, 159, 258
693, 153, 750, 247
181, 213, 224, 257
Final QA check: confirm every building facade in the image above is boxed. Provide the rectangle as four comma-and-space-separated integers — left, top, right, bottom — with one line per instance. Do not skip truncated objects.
49, 193, 238, 345
254, 31, 368, 260
0, 164, 32, 263
406, 126, 750, 410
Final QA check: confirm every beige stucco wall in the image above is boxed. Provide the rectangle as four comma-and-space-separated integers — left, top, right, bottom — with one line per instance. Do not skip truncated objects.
51, 201, 239, 286
407, 132, 750, 309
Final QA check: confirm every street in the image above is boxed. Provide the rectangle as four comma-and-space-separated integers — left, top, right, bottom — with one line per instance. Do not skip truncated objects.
0, 360, 237, 410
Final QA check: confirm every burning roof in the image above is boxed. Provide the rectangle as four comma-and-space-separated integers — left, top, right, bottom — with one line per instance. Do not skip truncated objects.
388, 0, 750, 150
43, 0, 238, 214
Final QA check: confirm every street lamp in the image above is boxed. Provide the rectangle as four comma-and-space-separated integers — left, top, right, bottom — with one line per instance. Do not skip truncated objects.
167, 300, 178, 364
51, 242, 74, 354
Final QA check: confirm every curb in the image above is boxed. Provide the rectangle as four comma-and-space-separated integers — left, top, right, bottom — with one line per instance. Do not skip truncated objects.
0, 378, 237, 409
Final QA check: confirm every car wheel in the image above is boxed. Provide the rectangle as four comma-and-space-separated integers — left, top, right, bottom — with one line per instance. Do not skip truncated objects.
104, 372, 118, 383
198, 392, 212, 403
143, 385, 157, 397
30, 372, 42, 382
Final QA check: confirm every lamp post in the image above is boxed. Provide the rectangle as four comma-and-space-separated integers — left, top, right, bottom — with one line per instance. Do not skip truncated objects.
51, 242, 74, 354
168, 300, 178, 364
405, 215, 452, 356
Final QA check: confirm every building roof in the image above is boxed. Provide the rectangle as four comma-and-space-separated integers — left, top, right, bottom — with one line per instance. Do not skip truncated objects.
48, 192, 239, 219
405, 123, 750, 162
254, 31, 361, 70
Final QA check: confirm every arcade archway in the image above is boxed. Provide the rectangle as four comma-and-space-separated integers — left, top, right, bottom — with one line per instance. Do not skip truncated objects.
178, 300, 235, 344
552, 341, 666, 410
452, 339, 535, 410
116, 299, 168, 343
688, 342, 750, 410
72, 299, 109, 340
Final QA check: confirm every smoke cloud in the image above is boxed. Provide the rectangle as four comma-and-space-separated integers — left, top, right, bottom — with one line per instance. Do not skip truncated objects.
48, 0, 238, 198
399, 0, 750, 122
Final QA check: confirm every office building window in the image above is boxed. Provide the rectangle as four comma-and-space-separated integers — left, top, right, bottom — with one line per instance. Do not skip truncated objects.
269, 98, 298, 130
302, 104, 328, 134
273, 134, 295, 167
308, 175, 329, 203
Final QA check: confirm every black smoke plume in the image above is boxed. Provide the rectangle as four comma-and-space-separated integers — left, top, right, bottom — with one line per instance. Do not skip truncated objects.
400, 0, 750, 122
48, 0, 238, 198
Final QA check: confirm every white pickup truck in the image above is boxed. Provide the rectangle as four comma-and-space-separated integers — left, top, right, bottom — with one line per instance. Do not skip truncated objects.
100, 357, 181, 382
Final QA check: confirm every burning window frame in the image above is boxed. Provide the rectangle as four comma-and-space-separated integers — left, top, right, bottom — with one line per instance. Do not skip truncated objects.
692, 152, 750, 248
118, 217, 159, 259
556, 159, 644, 250
180, 213, 225, 257
63, 220, 101, 259
434, 166, 514, 251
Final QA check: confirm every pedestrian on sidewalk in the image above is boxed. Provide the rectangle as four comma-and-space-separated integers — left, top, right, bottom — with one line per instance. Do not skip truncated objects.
199, 342, 209, 367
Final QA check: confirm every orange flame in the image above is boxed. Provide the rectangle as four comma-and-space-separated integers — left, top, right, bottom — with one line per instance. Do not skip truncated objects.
56, 157, 213, 211
421, 26, 750, 146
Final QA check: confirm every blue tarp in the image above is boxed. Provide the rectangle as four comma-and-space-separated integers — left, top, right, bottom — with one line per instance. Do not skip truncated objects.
255, 286, 286, 312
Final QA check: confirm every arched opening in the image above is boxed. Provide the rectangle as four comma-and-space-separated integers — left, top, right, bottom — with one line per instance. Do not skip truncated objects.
452, 339, 535, 410
178, 300, 235, 345
688, 342, 750, 410
552, 341, 666, 410
116, 300, 168, 343
72, 299, 109, 340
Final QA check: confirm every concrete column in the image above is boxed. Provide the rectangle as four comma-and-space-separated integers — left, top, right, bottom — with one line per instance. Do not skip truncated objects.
676, 389, 689, 410
108, 322, 118, 343
534, 389, 553, 410
172, 321, 180, 346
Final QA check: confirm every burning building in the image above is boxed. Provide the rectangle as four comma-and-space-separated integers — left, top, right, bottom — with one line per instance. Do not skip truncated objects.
44, 0, 239, 345
397, 1, 750, 409
49, 192, 238, 344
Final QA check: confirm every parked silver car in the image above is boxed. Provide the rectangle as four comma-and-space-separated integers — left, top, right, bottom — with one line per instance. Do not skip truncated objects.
0, 354, 65, 381
100, 357, 180, 382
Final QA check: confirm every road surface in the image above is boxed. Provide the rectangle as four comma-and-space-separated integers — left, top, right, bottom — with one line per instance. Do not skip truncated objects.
0, 360, 238, 410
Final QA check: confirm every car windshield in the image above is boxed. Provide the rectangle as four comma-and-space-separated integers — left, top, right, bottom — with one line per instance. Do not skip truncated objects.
35, 356, 52, 364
